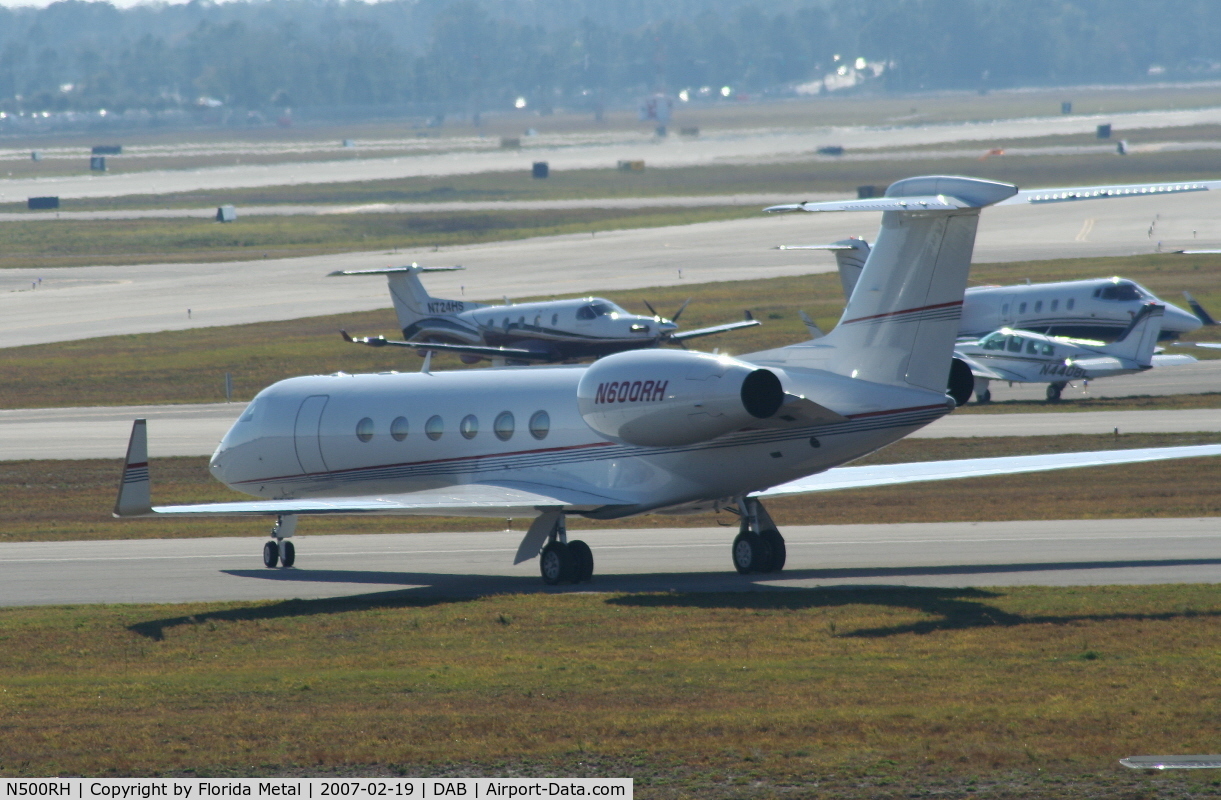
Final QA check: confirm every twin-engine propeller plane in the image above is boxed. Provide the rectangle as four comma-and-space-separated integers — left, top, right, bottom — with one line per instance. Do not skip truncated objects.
115, 175, 1221, 585
954, 302, 1197, 402
331, 265, 758, 363
780, 239, 1204, 341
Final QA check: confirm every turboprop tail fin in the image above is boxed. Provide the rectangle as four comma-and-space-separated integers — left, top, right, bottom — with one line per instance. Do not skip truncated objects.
767, 176, 1018, 393
1106, 302, 1164, 367
329, 265, 475, 337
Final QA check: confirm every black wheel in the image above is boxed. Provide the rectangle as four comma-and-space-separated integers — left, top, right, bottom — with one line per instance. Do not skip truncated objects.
732, 531, 773, 574
540, 541, 574, 585
568, 540, 594, 582
262, 540, 279, 568
1046, 383, 1063, 402
759, 528, 786, 572
280, 540, 295, 568
977, 389, 992, 404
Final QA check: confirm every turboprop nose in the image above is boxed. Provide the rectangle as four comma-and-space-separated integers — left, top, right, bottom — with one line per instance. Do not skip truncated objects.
1163, 301, 1203, 337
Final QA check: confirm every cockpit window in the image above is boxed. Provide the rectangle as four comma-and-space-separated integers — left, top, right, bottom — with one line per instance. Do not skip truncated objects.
239, 399, 260, 422
590, 301, 618, 316
576, 305, 596, 320
981, 333, 1006, 350
1096, 281, 1144, 301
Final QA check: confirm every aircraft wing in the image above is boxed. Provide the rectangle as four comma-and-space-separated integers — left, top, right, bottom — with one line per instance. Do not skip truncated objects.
755, 444, 1221, 498
340, 331, 549, 361
953, 351, 1005, 381
668, 318, 761, 342
1065, 355, 1129, 372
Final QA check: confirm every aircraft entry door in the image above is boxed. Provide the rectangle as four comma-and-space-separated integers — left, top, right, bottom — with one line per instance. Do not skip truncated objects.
293, 395, 330, 476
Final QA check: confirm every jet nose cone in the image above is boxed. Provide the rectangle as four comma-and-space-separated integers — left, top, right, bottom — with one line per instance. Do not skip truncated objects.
1165, 301, 1204, 335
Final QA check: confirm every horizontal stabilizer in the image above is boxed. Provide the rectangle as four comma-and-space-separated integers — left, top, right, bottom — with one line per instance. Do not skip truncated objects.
766, 195, 972, 214
1120, 755, 1221, 770
953, 351, 1005, 381
1000, 181, 1211, 206
329, 264, 465, 276
756, 444, 1221, 498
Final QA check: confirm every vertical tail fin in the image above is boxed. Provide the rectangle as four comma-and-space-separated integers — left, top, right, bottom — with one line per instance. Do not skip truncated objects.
328, 265, 476, 338
114, 419, 152, 517
1183, 292, 1217, 326
1105, 303, 1164, 367
772, 176, 1018, 392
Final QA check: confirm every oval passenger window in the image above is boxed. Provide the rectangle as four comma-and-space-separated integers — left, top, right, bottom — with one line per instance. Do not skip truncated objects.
529, 410, 550, 440
494, 411, 515, 441
460, 414, 479, 440
391, 416, 409, 442
355, 417, 374, 442
426, 415, 444, 441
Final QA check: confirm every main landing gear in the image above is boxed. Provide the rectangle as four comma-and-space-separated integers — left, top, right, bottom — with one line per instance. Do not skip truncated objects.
538, 513, 594, 586
1046, 381, 1066, 402
731, 497, 786, 575
262, 514, 297, 568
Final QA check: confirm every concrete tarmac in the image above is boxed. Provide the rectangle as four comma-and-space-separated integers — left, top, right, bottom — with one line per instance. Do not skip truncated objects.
5, 401, 1221, 461
4, 187, 1221, 350
2, 518, 1219, 607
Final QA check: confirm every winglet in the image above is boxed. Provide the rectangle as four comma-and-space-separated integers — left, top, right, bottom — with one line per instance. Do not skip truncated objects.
114, 419, 152, 517
1183, 292, 1218, 326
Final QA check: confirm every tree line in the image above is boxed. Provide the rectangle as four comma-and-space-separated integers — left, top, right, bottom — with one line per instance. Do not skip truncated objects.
0, 0, 1218, 117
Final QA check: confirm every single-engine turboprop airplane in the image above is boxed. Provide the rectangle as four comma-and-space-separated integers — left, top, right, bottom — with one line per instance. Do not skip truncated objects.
780, 239, 1203, 341
115, 176, 1221, 585
331, 265, 758, 363
954, 302, 1197, 402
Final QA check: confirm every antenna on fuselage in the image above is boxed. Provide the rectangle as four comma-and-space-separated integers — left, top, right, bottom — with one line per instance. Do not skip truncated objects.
421, 351, 432, 374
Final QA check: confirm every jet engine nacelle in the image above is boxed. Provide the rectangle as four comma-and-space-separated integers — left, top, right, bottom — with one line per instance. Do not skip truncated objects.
576, 349, 785, 447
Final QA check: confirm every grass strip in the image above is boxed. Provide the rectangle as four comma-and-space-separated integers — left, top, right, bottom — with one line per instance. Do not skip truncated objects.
1, 584, 1221, 798
6, 432, 1221, 543
5, 252, 1221, 410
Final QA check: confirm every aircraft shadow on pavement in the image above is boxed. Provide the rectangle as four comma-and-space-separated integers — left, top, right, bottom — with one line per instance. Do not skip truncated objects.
126, 555, 1221, 640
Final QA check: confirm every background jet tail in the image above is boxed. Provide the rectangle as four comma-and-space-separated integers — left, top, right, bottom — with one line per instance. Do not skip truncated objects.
1183, 291, 1218, 326
777, 239, 870, 300
782, 176, 1019, 393
1105, 303, 1165, 367
329, 265, 479, 338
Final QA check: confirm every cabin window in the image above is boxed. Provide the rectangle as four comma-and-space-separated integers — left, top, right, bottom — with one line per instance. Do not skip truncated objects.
425, 415, 444, 440
1007, 336, 1023, 352
1026, 340, 1039, 355
576, 305, 597, 320
1067, 298, 1075, 310
494, 411, 515, 441
529, 410, 550, 440
551, 313, 558, 326
460, 414, 479, 440
355, 417, 374, 442
534, 315, 541, 326
391, 416, 409, 442
502, 318, 510, 330
1034, 301, 1043, 312
1018, 302, 1027, 313
1050, 299, 1059, 311
519, 316, 525, 326
1041, 343, 1055, 356
1001, 303, 1009, 316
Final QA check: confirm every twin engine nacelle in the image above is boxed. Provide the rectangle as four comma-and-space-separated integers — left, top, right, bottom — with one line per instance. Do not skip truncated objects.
576, 349, 785, 447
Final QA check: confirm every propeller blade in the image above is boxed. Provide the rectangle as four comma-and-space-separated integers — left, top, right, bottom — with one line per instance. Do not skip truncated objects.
671, 298, 691, 323
642, 300, 659, 318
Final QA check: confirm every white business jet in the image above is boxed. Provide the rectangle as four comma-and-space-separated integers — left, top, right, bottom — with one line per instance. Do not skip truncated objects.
114, 176, 1221, 584
955, 302, 1197, 402
780, 239, 1203, 341
331, 265, 758, 363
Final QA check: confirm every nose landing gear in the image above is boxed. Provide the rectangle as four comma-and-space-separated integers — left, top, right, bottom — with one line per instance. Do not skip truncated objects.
731, 497, 786, 574
262, 514, 297, 568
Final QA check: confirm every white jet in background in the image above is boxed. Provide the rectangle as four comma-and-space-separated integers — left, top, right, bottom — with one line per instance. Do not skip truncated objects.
115, 176, 1221, 584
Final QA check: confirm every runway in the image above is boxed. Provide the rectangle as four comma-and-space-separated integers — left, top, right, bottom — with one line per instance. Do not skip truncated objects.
1, 518, 1218, 607
5, 401, 1221, 461
4, 187, 1221, 350
4, 105, 1221, 202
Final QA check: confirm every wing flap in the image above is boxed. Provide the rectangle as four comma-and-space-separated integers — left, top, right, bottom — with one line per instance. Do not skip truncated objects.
756, 444, 1221, 498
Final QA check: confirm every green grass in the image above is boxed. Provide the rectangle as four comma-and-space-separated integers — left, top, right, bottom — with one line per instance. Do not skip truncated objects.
0, 206, 754, 269
9, 432, 1221, 543
5, 252, 1221, 410
2, 584, 1221, 797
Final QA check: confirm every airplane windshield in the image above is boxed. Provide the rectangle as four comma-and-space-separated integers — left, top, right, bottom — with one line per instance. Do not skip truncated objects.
589, 301, 619, 316
1096, 282, 1146, 301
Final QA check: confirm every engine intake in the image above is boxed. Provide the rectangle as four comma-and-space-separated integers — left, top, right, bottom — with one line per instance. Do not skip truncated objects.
577, 350, 784, 447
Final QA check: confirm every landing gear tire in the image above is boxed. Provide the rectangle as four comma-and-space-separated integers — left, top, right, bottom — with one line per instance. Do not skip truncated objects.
540, 541, 575, 585
732, 531, 773, 574
279, 540, 295, 568
1046, 382, 1065, 402
262, 540, 279, 568
567, 540, 594, 583
759, 528, 786, 572
976, 389, 992, 404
